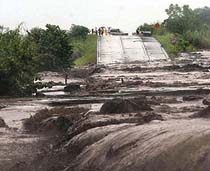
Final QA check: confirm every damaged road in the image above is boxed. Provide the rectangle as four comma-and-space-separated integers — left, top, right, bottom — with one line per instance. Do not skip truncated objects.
1, 45, 210, 170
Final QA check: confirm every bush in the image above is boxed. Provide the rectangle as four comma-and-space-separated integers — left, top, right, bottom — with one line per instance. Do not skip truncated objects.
69, 25, 90, 40
73, 35, 97, 66
184, 30, 210, 49
29, 24, 73, 71
0, 28, 38, 96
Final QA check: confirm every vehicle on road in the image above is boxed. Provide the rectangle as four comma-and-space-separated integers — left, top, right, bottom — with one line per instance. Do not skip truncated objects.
109, 28, 128, 36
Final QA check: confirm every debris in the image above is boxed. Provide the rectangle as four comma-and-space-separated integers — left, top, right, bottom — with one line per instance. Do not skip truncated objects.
64, 83, 81, 92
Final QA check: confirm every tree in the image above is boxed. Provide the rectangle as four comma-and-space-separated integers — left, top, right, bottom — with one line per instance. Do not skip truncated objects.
137, 23, 154, 33
164, 4, 198, 34
29, 24, 73, 71
69, 25, 90, 40
194, 7, 210, 26
0, 28, 38, 96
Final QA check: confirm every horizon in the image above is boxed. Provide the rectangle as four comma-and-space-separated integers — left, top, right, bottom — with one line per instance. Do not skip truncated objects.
1, 0, 210, 33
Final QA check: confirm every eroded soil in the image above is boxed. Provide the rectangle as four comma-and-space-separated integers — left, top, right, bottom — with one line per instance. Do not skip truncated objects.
1, 51, 210, 170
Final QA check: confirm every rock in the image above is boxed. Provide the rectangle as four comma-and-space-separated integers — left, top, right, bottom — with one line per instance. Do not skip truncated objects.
64, 84, 81, 92
100, 98, 152, 114
0, 117, 8, 128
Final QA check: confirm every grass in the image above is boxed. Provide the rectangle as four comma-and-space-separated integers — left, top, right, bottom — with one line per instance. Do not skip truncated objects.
155, 32, 196, 56
73, 35, 98, 66
155, 33, 180, 55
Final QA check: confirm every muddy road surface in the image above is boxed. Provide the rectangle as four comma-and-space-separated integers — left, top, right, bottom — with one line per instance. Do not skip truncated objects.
1, 50, 210, 170
59, 51, 210, 171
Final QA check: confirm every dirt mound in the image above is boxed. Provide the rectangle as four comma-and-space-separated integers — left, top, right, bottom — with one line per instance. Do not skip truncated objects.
65, 124, 133, 155
190, 106, 210, 118
121, 66, 142, 72
183, 95, 203, 101
0, 105, 6, 110
100, 98, 152, 114
40, 116, 73, 132
23, 107, 87, 133
163, 63, 209, 72
86, 77, 119, 91
70, 65, 103, 78
64, 83, 81, 92
66, 120, 210, 171
142, 112, 163, 122
0, 117, 8, 128
203, 99, 210, 106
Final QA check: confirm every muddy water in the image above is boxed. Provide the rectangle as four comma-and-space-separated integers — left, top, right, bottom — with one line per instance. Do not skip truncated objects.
1, 51, 210, 170
0, 98, 48, 129
63, 51, 210, 171
0, 72, 86, 170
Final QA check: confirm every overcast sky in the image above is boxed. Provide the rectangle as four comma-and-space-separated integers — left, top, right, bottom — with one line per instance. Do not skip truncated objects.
0, 0, 210, 32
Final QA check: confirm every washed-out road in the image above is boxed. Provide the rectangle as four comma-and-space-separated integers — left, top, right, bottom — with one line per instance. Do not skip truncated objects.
1, 35, 210, 171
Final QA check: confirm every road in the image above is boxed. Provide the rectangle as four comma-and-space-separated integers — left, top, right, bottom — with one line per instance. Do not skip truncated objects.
97, 35, 169, 65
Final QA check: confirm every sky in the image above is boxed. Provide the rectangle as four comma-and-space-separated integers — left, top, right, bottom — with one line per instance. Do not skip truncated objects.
0, 0, 210, 33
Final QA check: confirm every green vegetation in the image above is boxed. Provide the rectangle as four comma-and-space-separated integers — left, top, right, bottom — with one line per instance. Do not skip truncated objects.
138, 4, 210, 55
73, 35, 97, 66
155, 33, 195, 54
29, 24, 73, 71
69, 24, 90, 40
0, 24, 94, 97
0, 27, 38, 96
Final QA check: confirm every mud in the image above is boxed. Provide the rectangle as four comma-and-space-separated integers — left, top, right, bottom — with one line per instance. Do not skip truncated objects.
67, 119, 210, 171
0, 117, 8, 128
191, 106, 210, 118
70, 65, 104, 78
100, 98, 152, 114
23, 107, 88, 133
1, 51, 210, 170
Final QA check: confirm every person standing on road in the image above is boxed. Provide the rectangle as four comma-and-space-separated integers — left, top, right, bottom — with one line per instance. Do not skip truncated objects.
105, 28, 108, 36
95, 27, 98, 35
101, 28, 104, 36
98, 27, 101, 36
136, 29, 139, 35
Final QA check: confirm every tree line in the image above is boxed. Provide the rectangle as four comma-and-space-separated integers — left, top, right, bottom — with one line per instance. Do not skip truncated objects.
0, 24, 90, 96
137, 4, 210, 53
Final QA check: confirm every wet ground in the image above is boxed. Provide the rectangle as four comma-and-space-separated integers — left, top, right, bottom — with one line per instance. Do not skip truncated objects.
0, 50, 210, 170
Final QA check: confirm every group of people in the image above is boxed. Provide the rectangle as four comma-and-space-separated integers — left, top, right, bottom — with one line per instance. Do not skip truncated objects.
91, 27, 110, 36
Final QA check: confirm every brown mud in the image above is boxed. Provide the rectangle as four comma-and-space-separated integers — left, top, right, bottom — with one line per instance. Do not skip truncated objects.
1, 51, 210, 170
